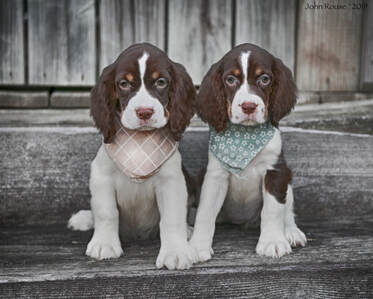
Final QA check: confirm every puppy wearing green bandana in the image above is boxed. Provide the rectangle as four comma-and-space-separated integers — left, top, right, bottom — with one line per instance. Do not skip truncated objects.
190, 44, 307, 262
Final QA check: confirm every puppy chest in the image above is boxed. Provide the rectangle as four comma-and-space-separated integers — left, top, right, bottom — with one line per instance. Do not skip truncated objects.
115, 179, 160, 237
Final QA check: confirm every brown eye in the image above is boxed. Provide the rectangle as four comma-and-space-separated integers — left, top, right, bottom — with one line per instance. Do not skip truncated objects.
155, 77, 168, 89
118, 79, 131, 91
225, 75, 238, 87
257, 74, 271, 87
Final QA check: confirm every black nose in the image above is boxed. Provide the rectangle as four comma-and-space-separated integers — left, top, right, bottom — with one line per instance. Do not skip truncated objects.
136, 107, 154, 120
241, 102, 258, 115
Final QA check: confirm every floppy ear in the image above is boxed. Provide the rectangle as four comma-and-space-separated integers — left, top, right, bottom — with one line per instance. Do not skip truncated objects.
269, 58, 297, 127
90, 64, 118, 143
196, 61, 227, 132
167, 63, 196, 141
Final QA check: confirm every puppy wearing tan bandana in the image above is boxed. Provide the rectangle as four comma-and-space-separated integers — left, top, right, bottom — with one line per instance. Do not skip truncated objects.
68, 43, 197, 270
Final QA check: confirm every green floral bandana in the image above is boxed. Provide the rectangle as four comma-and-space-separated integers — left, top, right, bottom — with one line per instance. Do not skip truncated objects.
209, 121, 275, 176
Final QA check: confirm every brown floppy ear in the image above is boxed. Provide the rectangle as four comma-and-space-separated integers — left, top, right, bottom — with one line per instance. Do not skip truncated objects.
196, 61, 227, 132
167, 63, 196, 141
269, 58, 297, 127
90, 64, 118, 143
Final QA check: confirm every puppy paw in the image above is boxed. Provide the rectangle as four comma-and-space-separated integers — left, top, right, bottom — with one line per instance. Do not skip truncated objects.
68, 210, 94, 231
256, 234, 292, 258
189, 239, 214, 263
285, 226, 307, 247
156, 243, 195, 270
86, 235, 123, 260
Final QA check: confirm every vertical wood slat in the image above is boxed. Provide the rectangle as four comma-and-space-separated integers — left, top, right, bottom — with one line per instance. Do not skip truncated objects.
99, 0, 166, 72
0, 0, 25, 85
296, 0, 363, 91
235, 0, 296, 72
28, 0, 96, 86
360, 3, 373, 90
168, 0, 232, 84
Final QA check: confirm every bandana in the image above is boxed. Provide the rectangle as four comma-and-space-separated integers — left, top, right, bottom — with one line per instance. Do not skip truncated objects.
209, 121, 275, 177
105, 120, 177, 183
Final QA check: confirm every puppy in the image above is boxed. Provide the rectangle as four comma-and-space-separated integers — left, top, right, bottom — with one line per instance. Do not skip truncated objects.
190, 43, 306, 262
68, 43, 196, 270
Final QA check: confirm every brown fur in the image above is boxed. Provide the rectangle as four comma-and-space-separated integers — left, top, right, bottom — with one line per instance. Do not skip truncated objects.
196, 43, 297, 131
264, 155, 292, 204
89, 43, 195, 143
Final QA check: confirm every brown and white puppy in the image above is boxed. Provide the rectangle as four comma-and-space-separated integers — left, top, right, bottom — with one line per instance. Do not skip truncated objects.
68, 43, 197, 270
190, 43, 306, 262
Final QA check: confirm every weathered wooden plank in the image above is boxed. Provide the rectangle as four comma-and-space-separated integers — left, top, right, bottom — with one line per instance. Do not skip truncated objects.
0, 91, 48, 108
99, 0, 166, 71
360, 3, 373, 90
0, 128, 373, 225
28, 0, 96, 86
296, 0, 363, 91
0, 0, 25, 84
168, 0, 232, 84
235, 0, 296, 71
0, 221, 372, 298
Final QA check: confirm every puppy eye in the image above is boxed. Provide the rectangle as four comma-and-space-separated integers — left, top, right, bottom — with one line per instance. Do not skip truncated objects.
155, 77, 168, 89
225, 75, 238, 87
118, 79, 131, 91
257, 74, 271, 87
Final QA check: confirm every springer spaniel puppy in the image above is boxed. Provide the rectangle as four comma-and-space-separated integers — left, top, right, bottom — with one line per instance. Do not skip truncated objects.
189, 43, 307, 262
68, 43, 197, 270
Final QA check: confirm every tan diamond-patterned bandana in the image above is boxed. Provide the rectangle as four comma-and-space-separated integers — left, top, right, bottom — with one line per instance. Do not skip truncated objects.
104, 120, 177, 183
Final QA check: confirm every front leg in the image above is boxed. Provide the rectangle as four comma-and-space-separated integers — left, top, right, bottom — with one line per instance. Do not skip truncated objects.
155, 153, 196, 270
86, 157, 123, 260
256, 163, 292, 258
190, 153, 229, 262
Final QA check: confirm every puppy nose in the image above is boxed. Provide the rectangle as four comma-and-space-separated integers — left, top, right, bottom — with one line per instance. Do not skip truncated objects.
241, 102, 258, 115
136, 107, 154, 120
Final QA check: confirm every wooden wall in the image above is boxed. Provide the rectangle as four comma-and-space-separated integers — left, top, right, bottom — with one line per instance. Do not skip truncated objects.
0, 0, 372, 90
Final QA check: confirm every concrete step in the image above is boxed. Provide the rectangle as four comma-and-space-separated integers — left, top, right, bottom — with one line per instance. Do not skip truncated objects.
0, 219, 372, 297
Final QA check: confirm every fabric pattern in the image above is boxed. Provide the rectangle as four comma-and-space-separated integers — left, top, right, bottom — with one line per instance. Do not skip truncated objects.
105, 120, 177, 183
209, 121, 275, 176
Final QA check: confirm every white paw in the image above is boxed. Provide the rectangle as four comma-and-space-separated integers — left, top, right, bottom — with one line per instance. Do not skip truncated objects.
256, 234, 292, 258
189, 239, 214, 263
86, 234, 123, 260
285, 226, 307, 247
68, 210, 94, 231
156, 243, 196, 270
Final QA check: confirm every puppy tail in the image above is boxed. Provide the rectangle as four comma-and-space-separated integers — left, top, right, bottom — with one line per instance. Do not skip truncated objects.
67, 210, 94, 231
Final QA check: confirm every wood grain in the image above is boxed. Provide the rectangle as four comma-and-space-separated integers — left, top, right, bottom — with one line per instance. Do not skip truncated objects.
235, 0, 296, 71
0, 0, 25, 85
167, 0, 232, 84
296, 0, 363, 91
0, 221, 372, 297
28, 0, 96, 86
99, 0, 166, 72
360, 3, 373, 90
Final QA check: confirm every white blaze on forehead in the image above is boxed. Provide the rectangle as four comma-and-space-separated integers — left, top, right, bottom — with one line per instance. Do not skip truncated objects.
230, 50, 266, 125
121, 51, 167, 130
239, 51, 251, 83
138, 52, 149, 82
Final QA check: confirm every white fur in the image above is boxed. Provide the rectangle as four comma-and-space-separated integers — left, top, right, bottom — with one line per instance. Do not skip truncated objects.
230, 51, 266, 125
190, 129, 306, 262
67, 210, 93, 231
121, 52, 168, 130
68, 145, 195, 269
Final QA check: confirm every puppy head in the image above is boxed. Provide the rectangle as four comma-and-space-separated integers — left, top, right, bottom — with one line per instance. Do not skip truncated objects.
91, 43, 196, 143
197, 43, 297, 131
